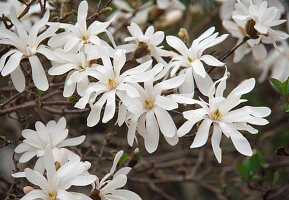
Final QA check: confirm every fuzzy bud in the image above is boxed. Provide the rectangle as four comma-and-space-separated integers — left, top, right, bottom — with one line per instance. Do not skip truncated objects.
178, 28, 189, 43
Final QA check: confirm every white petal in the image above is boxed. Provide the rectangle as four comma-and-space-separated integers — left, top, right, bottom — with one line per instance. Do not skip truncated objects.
155, 96, 178, 110
190, 118, 212, 148
211, 124, 222, 163
166, 36, 189, 56
21, 189, 47, 200
19, 151, 36, 163
193, 71, 213, 96
201, 55, 225, 66
10, 67, 25, 92
192, 59, 206, 78
154, 107, 176, 138
57, 135, 85, 148
29, 55, 49, 91
102, 91, 116, 123
24, 169, 48, 191
230, 128, 253, 156
1, 51, 23, 76
145, 111, 160, 153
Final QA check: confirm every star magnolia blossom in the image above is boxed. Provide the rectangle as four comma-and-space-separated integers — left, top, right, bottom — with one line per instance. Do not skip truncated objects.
257, 41, 289, 83
48, 47, 101, 97
14, 117, 85, 174
122, 75, 186, 153
75, 49, 156, 126
20, 146, 95, 200
215, 0, 285, 20
223, 0, 288, 62
0, 0, 52, 30
48, 0, 114, 52
121, 22, 170, 64
91, 151, 141, 200
177, 76, 271, 163
0, 8, 58, 92
166, 27, 228, 96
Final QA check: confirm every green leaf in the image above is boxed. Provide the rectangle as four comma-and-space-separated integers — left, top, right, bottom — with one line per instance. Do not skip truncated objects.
270, 78, 288, 97
37, 90, 45, 97
273, 171, 280, 185
236, 163, 250, 181
250, 154, 261, 175
118, 153, 128, 165
68, 97, 78, 102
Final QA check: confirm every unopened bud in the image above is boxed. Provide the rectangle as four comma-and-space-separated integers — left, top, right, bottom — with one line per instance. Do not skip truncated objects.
150, 6, 165, 21
133, 42, 150, 59
226, 71, 231, 79
23, 186, 34, 194
178, 28, 189, 43
189, 5, 201, 15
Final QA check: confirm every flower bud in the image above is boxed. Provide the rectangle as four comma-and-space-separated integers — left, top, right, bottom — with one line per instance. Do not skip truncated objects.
178, 28, 189, 43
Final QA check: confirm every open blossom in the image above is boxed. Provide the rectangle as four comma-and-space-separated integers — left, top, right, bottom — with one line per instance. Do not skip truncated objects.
48, 0, 114, 52
91, 151, 141, 200
166, 27, 228, 97
223, 0, 288, 62
14, 117, 85, 174
0, 8, 58, 92
122, 75, 186, 153
48, 47, 101, 97
75, 49, 156, 126
0, 0, 53, 30
215, 0, 285, 20
121, 22, 170, 64
177, 75, 271, 163
20, 146, 95, 200
256, 40, 289, 83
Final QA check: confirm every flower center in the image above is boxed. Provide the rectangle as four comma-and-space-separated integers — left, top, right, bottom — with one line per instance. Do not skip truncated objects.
211, 109, 222, 120
187, 57, 195, 63
81, 35, 89, 44
107, 78, 118, 89
24, 45, 34, 56
48, 192, 57, 200
145, 100, 154, 110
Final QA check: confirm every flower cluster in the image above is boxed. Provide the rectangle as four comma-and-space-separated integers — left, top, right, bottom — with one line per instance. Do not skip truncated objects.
1, 0, 287, 198
13, 117, 140, 200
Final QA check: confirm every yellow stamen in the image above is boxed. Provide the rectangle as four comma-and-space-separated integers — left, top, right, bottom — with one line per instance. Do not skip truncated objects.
211, 109, 222, 120
187, 57, 194, 63
107, 78, 117, 89
145, 100, 154, 110
55, 161, 61, 171
48, 192, 57, 200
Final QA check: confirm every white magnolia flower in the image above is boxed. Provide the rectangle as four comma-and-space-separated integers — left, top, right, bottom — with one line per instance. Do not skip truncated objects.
257, 41, 289, 83
215, 0, 285, 20
110, 0, 151, 27
121, 22, 170, 64
20, 146, 95, 200
122, 75, 186, 153
166, 27, 228, 96
91, 150, 141, 200
177, 76, 271, 163
48, 47, 102, 97
75, 49, 156, 127
14, 117, 85, 174
0, 0, 52, 30
0, 8, 58, 92
48, 0, 114, 52
223, 0, 288, 62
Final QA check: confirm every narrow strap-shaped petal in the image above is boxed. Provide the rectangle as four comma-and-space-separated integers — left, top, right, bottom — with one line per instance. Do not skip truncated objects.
28, 55, 49, 91
190, 118, 212, 148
